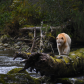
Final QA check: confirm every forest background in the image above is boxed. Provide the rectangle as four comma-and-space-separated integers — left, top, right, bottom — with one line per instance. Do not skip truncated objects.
0, 0, 84, 42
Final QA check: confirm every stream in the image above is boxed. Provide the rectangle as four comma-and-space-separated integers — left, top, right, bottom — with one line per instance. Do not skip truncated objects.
0, 49, 40, 78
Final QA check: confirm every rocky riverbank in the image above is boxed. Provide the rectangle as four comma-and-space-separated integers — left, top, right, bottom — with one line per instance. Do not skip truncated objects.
0, 35, 32, 52
0, 34, 56, 54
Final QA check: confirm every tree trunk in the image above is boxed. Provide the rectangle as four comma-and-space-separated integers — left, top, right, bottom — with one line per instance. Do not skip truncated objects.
13, 48, 84, 78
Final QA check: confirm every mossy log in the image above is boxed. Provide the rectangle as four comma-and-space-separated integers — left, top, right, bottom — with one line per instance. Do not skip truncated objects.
13, 48, 84, 78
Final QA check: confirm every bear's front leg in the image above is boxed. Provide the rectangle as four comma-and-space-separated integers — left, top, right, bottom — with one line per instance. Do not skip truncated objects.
63, 45, 70, 55
57, 46, 63, 55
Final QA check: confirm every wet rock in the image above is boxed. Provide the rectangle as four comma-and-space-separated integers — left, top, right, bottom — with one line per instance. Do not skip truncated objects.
21, 45, 30, 51
0, 35, 9, 43
0, 43, 3, 46
0, 46, 4, 50
14, 43, 18, 46
15, 46, 20, 49
14, 42, 21, 49
3, 43, 9, 47
10, 46, 15, 50
4, 68, 41, 84
14, 41, 22, 46
7, 68, 28, 74
16, 41, 22, 46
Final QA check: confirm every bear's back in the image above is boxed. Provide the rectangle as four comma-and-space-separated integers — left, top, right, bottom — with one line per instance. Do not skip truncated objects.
62, 33, 71, 46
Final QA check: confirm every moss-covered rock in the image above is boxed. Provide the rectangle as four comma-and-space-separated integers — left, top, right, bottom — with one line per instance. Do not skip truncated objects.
7, 68, 28, 74
0, 35, 9, 43
0, 74, 41, 84
0, 68, 41, 84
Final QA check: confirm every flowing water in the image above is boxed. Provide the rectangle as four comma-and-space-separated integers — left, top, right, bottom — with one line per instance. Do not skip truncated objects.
0, 49, 40, 78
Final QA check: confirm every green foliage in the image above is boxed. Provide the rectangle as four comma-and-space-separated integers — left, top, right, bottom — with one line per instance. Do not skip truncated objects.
0, 0, 84, 38
0, 0, 12, 30
4, 18, 20, 36
10, 0, 47, 26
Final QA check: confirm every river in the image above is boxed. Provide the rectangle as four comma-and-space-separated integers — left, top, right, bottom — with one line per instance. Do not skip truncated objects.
0, 49, 40, 78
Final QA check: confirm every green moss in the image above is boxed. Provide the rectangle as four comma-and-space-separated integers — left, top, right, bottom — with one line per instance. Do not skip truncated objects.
63, 56, 70, 64
50, 56, 56, 62
26, 52, 31, 55
0, 77, 6, 84
56, 59, 63, 63
0, 74, 12, 84
75, 80, 84, 84
0, 74, 41, 84
57, 78, 72, 84
50, 56, 63, 63
32, 78, 41, 84
69, 48, 84, 62
22, 25, 34, 27
0, 68, 41, 84
28, 32, 33, 39
46, 32, 55, 39
7, 68, 28, 75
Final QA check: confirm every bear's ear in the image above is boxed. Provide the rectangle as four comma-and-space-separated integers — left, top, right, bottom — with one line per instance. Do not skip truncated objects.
61, 37, 63, 39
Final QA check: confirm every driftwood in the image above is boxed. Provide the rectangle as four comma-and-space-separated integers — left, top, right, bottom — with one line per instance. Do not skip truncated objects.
13, 48, 84, 78
19, 26, 61, 31
30, 27, 36, 53
19, 26, 62, 34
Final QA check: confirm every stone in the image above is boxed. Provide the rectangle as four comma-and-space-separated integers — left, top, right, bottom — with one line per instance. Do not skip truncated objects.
3, 43, 9, 47
0, 43, 3, 46
15, 46, 20, 49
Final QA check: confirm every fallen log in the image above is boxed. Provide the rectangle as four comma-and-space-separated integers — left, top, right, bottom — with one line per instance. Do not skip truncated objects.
13, 48, 84, 78
19, 26, 61, 32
